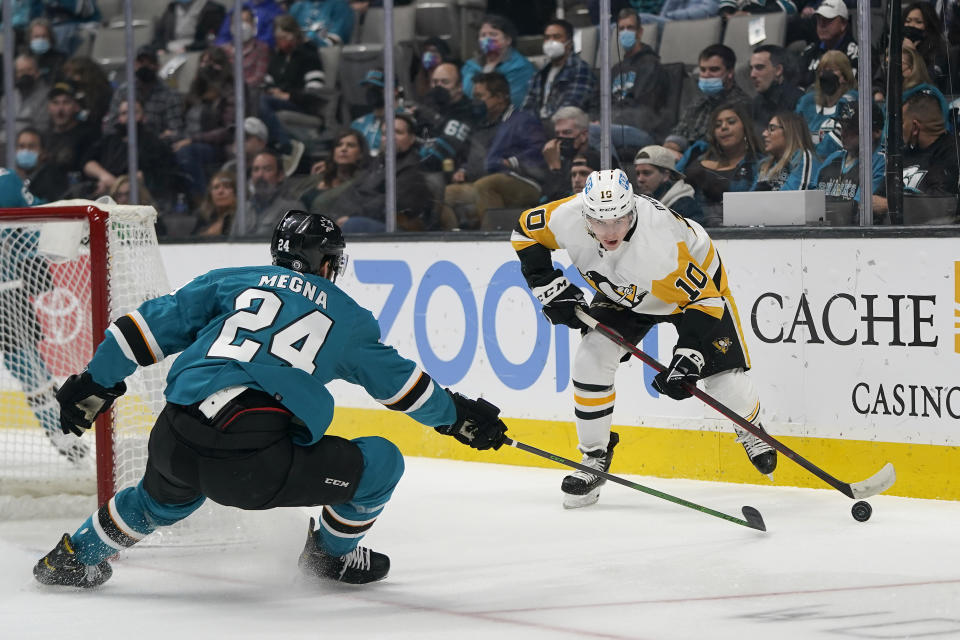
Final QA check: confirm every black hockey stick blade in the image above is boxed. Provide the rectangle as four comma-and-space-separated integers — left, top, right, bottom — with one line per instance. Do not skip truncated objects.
505, 437, 767, 532
574, 307, 897, 500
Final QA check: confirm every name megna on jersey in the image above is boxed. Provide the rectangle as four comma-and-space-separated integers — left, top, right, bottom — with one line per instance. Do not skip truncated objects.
257, 273, 329, 308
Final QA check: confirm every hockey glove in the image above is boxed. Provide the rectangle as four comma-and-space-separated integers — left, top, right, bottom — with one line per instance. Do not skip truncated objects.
57, 372, 127, 436
436, 391, 508, 451
652, 348, 705, 401
532, 273, 589, 331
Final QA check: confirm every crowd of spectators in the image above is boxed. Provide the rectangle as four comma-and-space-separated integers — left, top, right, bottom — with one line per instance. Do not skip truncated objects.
1, 0, 959, 234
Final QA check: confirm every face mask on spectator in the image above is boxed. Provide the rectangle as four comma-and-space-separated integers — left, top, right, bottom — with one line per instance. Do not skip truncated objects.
426, 85, 451, 109
618, 29, 636, 50
818, 71, 840, 95
558, 136, 579, 159
15, 74, 36, 93
15, 149, 38, 169
698, 76, 725, 95
422, 51, 441, 71
479, 36, 500, 55
135, 66, 157, 84
542, 39, 566, 60
30, 38, 51, 55
240, 22, 255, 42
366, 87, 385, 109
471, 99, 487, 121
902, 25, 925, 44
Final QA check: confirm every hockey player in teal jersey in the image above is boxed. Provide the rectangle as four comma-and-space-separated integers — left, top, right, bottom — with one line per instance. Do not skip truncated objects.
34, 210, 508, 588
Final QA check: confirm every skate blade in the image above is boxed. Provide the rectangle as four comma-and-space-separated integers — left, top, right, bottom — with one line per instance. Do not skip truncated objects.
563, 489, 601, 509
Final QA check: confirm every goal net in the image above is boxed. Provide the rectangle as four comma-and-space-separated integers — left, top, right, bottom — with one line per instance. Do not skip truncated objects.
0, 201, 244, 543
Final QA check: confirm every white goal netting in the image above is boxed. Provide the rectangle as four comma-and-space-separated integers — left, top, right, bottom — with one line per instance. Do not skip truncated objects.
0, 202, 245, 544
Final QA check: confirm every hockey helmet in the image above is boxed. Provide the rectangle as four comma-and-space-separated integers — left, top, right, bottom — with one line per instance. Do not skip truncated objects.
271, 210, 348, 282
582, 169, 635, 221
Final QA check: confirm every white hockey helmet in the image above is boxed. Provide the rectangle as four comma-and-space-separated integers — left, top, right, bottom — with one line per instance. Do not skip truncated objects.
582, 169, 635, 221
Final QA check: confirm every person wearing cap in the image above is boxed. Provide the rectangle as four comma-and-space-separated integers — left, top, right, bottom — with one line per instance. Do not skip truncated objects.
569, 149, 601, 195
104, 45, 185, 143
634, 145, 703, 223
289, 0, 354, 48
350, 69, 404, 156
798, 0, 858, 88
217, 116, 270, 177
45, 81, 101, 177
520, 18, 597, 122
811, 99, 886, 223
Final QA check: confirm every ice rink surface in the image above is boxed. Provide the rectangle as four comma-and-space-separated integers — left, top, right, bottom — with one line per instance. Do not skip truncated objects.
1, 456, 959, 640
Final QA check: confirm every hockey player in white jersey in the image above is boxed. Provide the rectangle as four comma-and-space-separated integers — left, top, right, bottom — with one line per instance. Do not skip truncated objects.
511, 169, 776, 508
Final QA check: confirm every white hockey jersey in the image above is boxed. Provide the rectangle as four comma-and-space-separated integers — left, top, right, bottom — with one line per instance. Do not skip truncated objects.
511, 192, 735, 323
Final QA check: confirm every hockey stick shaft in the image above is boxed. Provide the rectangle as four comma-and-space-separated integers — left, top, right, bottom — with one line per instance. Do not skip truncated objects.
574, 307, 895, 499
504, 437, 766, 531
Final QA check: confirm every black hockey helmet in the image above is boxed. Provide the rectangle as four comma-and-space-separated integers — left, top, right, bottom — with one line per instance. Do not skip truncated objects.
271, 210, 348, 282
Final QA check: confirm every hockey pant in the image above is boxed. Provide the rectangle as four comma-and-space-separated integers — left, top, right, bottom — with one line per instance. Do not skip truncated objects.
69, 391, 405, 566
572, 295, 760, 452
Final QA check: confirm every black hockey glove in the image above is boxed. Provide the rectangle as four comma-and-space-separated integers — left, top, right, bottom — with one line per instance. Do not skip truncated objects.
435, 391, 508, 451
57, 372, 127, 436
652, 348, 705, 401
532, 273, 589, 331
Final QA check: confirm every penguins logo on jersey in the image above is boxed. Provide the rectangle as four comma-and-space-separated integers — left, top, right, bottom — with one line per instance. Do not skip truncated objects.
712, 336, 733, 354
583, 270, 648, 308
902, 165, 927, 191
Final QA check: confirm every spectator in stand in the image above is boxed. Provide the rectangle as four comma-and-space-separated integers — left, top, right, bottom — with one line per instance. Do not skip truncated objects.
462, 15, 537, 109
260, 15, 325, 155
665, 44, 750, 157
331, 114, 435, 233
236, 149, 302, 235
754, 111, 817, 191
638, 0, 721, 26
441, 72, 547, 230
215, 0, 284, 48
541, 106, 597, 202
108, 174, 155, 208
795, 49, 856, 160
61, 56, 113, 129
41, 0, 101, 56
153, 0, 226, 53
289, 0, 353, 47
633, 144, 703, 222
521, 19, 597, 121
900, 49, 950, 128
301, 129, 370, 213
609, 8, 672, 148
81, 99, 180, 201
798, 0, 858, 88
105, 46, 185, 144
194, 171, 238, 236
25, 18, 66, 83
350, 69, 405, 157
677, 102, 761, 225
718, 0, 796, 17
902, 1, 948, 93
220, 116, 269, 174
812, 100, 886, 223
13, 127, 67, 202
220, 7, 271, 88
413, 62, 478, 173
897, 93, 960, 199
570, 148, 601, 195
45, 81, 100, 178
750, 45, 803, 138
172, 47, 238, 199
411, 37, 452, 100
0, 54, 50, 142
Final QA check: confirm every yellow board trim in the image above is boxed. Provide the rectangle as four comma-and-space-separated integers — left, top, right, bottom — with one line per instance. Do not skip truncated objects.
326, 407, 960, 501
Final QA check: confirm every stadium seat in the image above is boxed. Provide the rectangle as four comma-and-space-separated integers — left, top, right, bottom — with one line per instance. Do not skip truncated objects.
659, 17, 722, 68
575, 24, 598, 68
358, 6, 417, 44
723, 13, 787, 71
415, 1, 458, 45
100, 0, 165, 25
159, 51, 202, 94
91, 23, 152, 76
339, 43, 385, 121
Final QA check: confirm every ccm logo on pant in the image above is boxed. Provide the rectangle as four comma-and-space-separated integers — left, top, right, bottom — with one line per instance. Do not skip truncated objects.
325, 478, 350, 487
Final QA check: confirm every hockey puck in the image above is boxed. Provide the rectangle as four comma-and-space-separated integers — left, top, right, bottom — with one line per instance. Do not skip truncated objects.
851, 501, 872, 522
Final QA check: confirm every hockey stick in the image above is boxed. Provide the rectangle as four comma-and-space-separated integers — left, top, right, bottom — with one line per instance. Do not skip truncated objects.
574, 307, 896, 500
505, 437, 766, 531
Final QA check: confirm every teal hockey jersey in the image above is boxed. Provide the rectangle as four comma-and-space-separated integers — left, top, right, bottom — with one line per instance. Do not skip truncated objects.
86, 265, 456, 444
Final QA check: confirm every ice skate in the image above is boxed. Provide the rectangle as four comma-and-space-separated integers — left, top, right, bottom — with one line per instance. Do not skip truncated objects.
561, 431, 620, 509
298, 517, 389, 584
33, 534, 112, 588
734, 424, 777, 477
